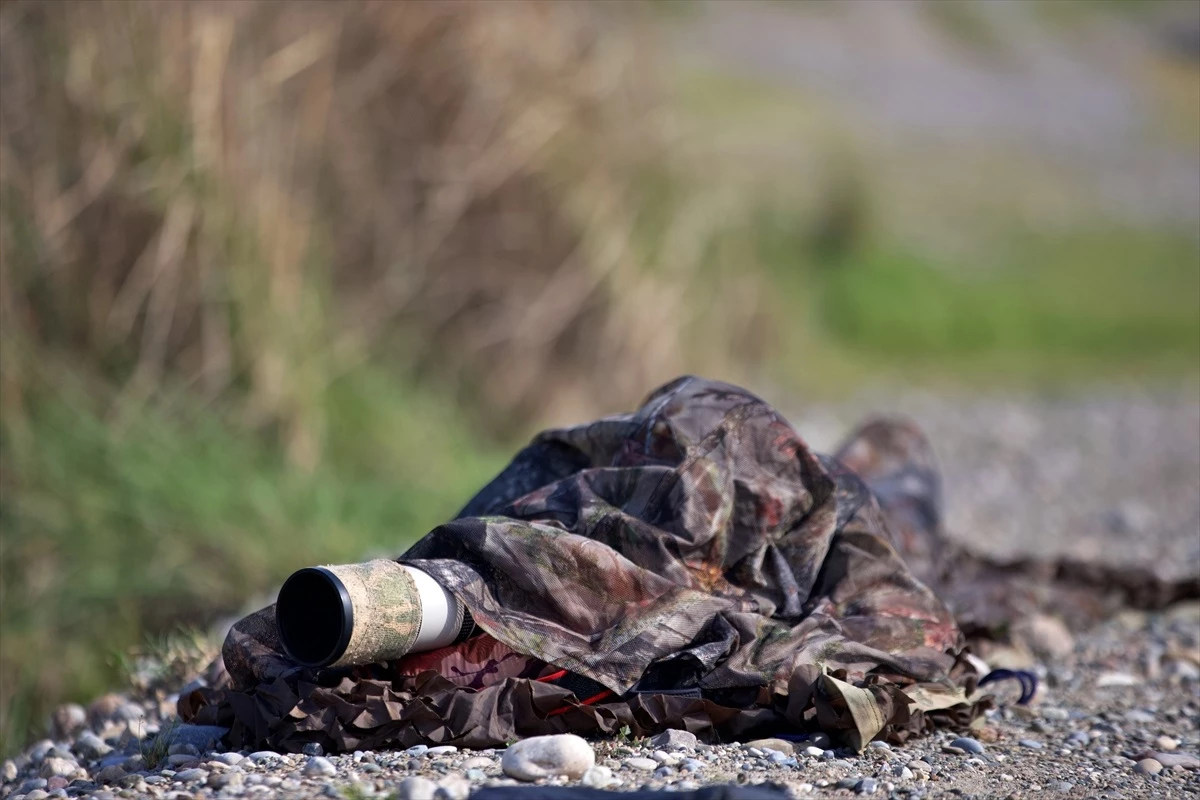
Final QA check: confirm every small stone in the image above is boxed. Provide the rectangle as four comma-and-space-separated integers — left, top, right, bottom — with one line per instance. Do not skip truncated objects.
624, 757, 659, 772
50, 704, 88, 740
427, 745, 457, 756
405, 745, 429, 756
25, 790, 51, 800
581, 765, 613, 789
213, 752, 244, 766
1135, 758, 1163, 775
72, 732, 113, 761
87, 695, 123, 726
1052, 781, 1074, 792
460, 757, 493, 770
435, 775, 470, 800
1014, 614, 1075, 660
898, 767, 914, 780
167, 753, 198, 767
1018, 739, 1044, 749
1097, 672, 1141, 688
649, 729, 698, 750
942, 745, 966, 755
94, 765, 126, 783
802, 732, 832, 749
208, 771, 243, 790
856, 778, 878, 794
1155, 736, 1179, 751
302, 742, 324, 757
303, 756, 337, 777
1041, 708, 1070, 721
653, 765, 674, 778
868, 741, 890, 750
3, 759, 18, 781
173, 768, 207, 783
652, 749, 680, 766
804, 746, 824, 757
744, 738, 794, 755
465, 769, 486, 781
247, 751, 281, 763
500, 734, 594, 781
949, 737, 984, 754
394, 776, 439, 800
18, 778, 49, 793
1150, 752, 1200, 769
167, 743, 199, 757
39, 758, 77, 779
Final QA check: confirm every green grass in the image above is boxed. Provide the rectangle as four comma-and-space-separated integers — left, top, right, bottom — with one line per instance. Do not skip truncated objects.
745, 205, 1200, 393
0, 366, 508, 755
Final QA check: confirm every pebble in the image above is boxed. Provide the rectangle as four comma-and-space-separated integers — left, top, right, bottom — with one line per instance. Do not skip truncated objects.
1052, 781, 1074, 792
1156, 735, 1179, 751
580, 765, 614, 789
500, 734, 595, 781
804, 746, 825, 757
248, 751, 282, 763
624, 757, 659, 771
744, 738, 794, 755
208, 771, 243, 790
302, 742, 325, 757
50, 704, 88, 740
803, 732, 832, 749
1097, 672, 1141, 687
173, 768, 208, 782
2, 760, 17, 781
394, 775, 439, 800
25, 791, 50, 800
459, 756, 494, 770
405, 745, 429, 756
1018, 739, 1044, 749
72, 731, 113, 760
166, 753, 198, 767
38, 758, 77, 778
213, 752, 244, 766
426, 746, 458, 756
856, 777, 878, 794
649, 729, 698, 750
949, 737, 985, 754
304, 756, 338, 777
1147, 751, 1200, 769
1134, 758, 1163, 775
1041, 707, 1070, 721
436, 774, 471, 800
94, 765, 126, 783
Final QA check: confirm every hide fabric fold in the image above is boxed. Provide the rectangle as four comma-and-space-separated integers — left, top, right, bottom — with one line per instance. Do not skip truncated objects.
181, 377, 1197, 752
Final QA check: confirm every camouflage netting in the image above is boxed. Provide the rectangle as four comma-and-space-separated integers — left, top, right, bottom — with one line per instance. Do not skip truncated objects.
181, 377, 1197, 752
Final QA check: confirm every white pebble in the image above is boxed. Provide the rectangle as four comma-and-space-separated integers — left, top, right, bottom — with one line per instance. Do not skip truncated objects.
501, 734, 595, 781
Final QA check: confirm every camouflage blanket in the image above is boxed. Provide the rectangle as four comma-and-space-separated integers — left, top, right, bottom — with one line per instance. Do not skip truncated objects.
180, 377, 1195, 753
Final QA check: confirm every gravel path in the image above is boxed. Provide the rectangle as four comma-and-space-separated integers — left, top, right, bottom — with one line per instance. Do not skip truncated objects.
3, 390, 1197, 800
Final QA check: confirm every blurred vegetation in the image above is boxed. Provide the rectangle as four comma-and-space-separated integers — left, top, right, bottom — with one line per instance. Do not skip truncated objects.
1, 0, 1198, 754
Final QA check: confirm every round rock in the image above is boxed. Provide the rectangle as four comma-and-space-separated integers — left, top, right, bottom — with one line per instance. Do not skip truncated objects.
303, 756, 337, 777
395, 776, 439, 800
500, 734, 595, 781
949, 737, 985, 754
1135, 758, 1163, 775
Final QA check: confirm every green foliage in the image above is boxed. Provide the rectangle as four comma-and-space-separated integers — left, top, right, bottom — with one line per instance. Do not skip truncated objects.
0, 368, 506, 755
747, 203, 1200, 391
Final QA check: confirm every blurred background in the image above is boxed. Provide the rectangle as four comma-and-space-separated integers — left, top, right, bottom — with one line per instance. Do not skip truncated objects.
1, 0, 1197, 755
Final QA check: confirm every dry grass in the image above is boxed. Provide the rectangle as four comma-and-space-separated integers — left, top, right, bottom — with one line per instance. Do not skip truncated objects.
0, 0, 766, 754
0, 0, 744, 456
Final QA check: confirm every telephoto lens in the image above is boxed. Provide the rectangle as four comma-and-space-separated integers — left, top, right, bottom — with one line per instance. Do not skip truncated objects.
275, 559, 469, 668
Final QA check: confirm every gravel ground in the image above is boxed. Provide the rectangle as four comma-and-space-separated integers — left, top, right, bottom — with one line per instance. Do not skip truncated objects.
3, 390, 1198, 800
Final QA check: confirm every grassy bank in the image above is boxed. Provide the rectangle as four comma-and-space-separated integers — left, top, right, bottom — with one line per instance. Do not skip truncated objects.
0, 367, 507, 754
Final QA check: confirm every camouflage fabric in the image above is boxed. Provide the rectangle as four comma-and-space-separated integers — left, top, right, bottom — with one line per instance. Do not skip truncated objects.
180, 376, 1195, 753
